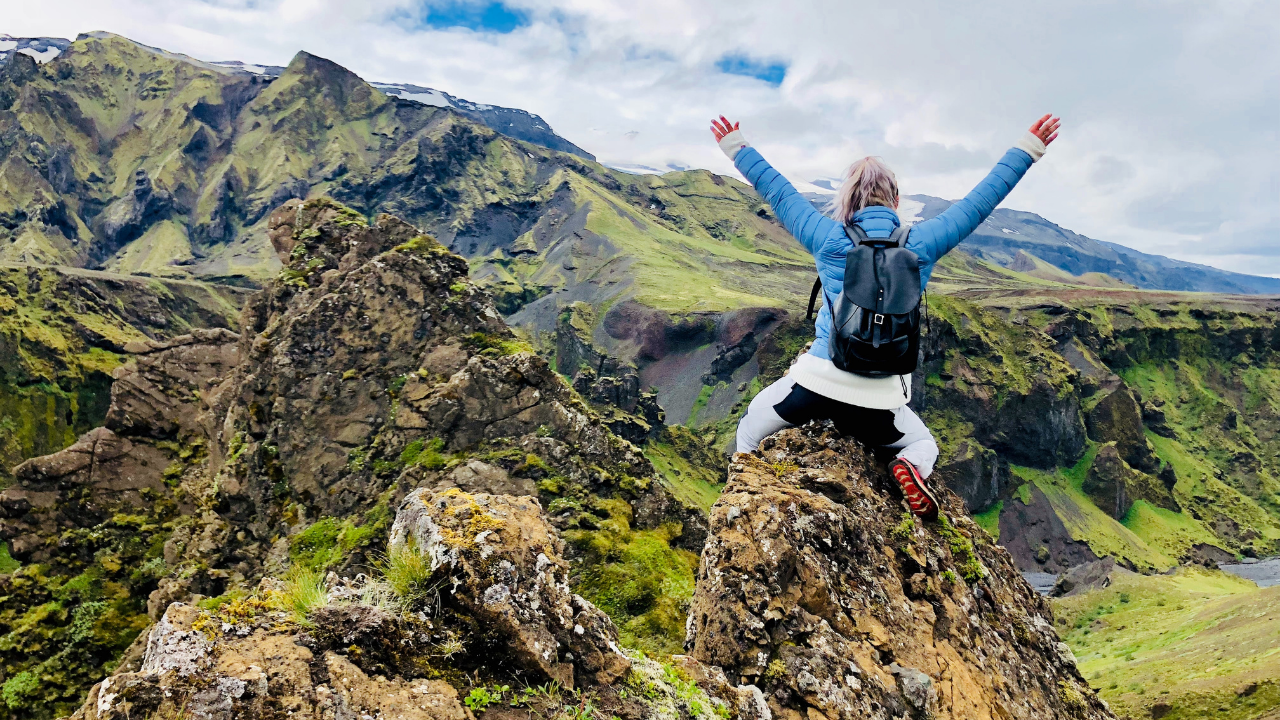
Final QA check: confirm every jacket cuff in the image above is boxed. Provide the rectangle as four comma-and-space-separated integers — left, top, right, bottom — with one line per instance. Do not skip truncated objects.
1014, 130, 1047, 162
718, 129, 749, 160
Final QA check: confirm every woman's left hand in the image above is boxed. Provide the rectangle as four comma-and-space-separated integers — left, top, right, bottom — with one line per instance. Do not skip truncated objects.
711, 116, 740, 141
1029, 114, 1062, 146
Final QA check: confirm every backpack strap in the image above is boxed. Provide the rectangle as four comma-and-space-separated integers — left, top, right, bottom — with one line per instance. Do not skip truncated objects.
806, 277, 822, 321
844, 222, 911, 247
845, 223, 870, 245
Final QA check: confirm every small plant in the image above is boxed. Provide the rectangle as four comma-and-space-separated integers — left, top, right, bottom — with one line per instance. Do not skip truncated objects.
762, 658, 787, 685
558, 698, 597, 720
380, 546, 437, 608
281, 565, 328, 623
890, 512, 916, 542
941, 569, 958, 584
465, 687, 498, 712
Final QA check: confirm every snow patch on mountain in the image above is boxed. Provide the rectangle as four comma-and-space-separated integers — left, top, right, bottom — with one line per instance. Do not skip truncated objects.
0, 35, 70, 65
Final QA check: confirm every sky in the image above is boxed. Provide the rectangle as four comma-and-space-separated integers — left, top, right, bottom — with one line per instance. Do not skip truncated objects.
4, 0, 1278, 275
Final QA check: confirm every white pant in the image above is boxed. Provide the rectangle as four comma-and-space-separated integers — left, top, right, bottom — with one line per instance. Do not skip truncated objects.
736, 375, 940, 478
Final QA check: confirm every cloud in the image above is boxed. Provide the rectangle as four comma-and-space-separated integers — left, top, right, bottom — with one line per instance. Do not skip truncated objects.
5, 0, 1277, 276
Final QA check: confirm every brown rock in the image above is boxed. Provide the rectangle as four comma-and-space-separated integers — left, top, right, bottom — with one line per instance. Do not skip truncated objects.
68, 601, 467, 720
2, 427, 170, 562
389, 487, 630, 688
686, 425, 1116, 720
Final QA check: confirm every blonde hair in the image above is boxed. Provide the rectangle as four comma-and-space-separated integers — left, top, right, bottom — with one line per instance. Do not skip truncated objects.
827, 156, 899, 225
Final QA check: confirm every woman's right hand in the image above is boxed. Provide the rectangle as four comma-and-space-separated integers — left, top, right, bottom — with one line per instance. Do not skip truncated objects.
711, 116, 740, 142
1030, 114, 1062, 146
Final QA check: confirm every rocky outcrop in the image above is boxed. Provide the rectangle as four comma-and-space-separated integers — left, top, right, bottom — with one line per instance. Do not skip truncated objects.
997, 483, 1100, 573
1085, 385, 1158, 472
389, 487, 631, 688
107, 329, 241, 440
7, 198, 710, 715
1083, 443, 1179, 520
1, 330, 240, 563
920, 298, 1087, 470
686, 425, 1115, 720
934, 437, 1013, 513
558, 300, 665, 442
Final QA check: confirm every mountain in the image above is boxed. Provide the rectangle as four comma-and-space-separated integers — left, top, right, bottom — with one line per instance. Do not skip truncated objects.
910, 194, 1280, 294
1, 32, 591, 159
799, 191, 1280, 294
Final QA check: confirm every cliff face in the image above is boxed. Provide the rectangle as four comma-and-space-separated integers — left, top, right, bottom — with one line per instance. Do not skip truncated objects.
687, 426, 1115, 720
0, 265, 246, 485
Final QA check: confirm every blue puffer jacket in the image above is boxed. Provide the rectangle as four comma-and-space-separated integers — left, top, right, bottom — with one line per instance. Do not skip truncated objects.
733, 146, 1036, 360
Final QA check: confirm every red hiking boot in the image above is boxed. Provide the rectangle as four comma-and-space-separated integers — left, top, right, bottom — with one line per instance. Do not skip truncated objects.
891, 458, 940, 520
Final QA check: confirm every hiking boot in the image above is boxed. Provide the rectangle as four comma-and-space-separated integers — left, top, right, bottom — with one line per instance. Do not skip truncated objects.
890, 458, 939, 520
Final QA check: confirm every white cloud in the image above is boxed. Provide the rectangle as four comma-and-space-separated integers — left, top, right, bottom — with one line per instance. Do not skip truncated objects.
5, 0, 1278, 274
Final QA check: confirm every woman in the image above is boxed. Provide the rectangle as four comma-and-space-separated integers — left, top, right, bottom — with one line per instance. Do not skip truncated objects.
712, 113, 1061, 519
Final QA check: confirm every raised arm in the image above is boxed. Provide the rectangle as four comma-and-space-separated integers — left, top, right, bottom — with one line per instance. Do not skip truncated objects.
712, 116, 839, 256
907, 114, 1061, 271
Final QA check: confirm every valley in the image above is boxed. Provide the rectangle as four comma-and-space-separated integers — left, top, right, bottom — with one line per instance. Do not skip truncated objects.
0, 30, 1277, 720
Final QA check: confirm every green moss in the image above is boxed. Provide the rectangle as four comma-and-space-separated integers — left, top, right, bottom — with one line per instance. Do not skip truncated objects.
935, 514, 985, 583
1015, 484, 1033, 506
643, 439, 724, 513
0, 501, 173, 717
686, 383, 722, 427
973, 500, 1002, 540
566, 502, 698, 657
463, 332, 534, 357
289, 498, 392, 572
401, 437, 448, 471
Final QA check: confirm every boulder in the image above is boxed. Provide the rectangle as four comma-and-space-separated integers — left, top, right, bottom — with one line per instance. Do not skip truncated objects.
68, 601, 468, 720
1052, 558, 1122, 597
686, 425, 1116, 720
389, 487, 630, 688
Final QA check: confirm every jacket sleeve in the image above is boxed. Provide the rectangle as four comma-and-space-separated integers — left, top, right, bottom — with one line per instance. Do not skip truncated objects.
906, 147, 1035, 266
733, 146, 840, 257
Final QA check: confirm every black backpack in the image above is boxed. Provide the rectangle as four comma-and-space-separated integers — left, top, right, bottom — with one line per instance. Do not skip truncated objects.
805, 224, 922, 377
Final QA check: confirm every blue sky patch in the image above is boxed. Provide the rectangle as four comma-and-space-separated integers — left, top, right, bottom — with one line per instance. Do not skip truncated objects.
420, 2, 529, 33
715, 54, 787, 86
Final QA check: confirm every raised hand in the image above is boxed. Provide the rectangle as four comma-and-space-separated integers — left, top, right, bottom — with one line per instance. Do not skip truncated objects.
1029, 114, 1062, 146
711, 115, 740, 141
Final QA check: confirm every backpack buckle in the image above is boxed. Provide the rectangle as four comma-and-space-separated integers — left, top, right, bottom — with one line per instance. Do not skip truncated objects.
874, 313, 885, 325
